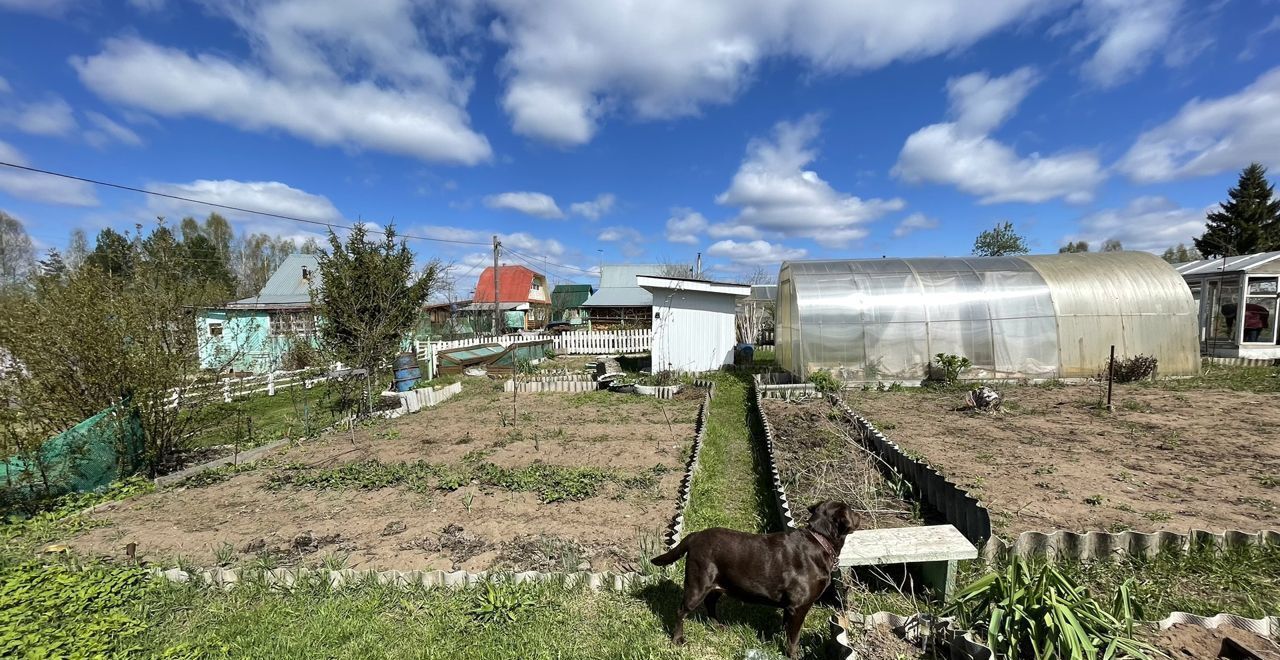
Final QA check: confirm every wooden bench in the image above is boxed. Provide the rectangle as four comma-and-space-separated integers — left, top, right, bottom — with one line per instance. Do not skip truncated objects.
838, 524, 978, 600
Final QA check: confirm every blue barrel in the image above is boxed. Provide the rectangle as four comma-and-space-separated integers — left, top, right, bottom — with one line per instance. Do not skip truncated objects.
394, 367, 422, 391
394, 353, 422, 391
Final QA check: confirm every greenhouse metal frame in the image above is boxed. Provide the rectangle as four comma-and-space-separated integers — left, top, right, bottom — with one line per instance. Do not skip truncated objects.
776, 252, 1198, 382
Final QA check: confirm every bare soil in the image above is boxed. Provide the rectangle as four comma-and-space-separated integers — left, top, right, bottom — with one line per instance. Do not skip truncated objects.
1147, 624, 1280, 660
761, 397, 914, 530
849, 383, 1280, 536
64, 382, 703, 573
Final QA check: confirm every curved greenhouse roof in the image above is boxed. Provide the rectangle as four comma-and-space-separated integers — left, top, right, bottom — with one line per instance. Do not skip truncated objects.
776, 252, 1198, 382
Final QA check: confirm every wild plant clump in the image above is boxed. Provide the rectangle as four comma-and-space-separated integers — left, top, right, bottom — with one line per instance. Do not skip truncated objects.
1109, 354, 1158, 383
931, 353, 972, 385
807, 369, 842, 394
947, 558, 1156, 660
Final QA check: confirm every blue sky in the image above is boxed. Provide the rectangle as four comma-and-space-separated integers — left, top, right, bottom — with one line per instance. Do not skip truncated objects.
1, 0, 1278, 295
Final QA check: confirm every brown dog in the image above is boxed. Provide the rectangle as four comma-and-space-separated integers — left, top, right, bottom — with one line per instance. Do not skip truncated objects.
650, 501, 861, 658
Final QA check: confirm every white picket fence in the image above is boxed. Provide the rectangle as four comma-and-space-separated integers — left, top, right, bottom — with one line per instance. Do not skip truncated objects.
553, 329, 651, 355
166, 368, 331, 408
414, 329, 653, 371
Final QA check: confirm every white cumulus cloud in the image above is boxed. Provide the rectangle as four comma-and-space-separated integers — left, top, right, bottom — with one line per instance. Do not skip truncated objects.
0, 139, 98, 206
892, 213, 940, 238
893, 68, 1104, 204
72, 10, 490, 166
1062, 0, 1184, 88
664, 209, 708, 245
597, 226, 643, 243
490, 0, 1053, 145
1065, 196, 1209, 252
1, 98, 77, 137
484, 191, 565, 219
145, 179, 343, 224
570, 193, 616, 220
706, 239, 806, 265
717, 115, 904, 247
84, 111, 144, 148
1118, 67, 1280, 183
0, 0, 79, 15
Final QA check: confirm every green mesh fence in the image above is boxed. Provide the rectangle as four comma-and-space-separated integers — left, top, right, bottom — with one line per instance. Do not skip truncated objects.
2, 402, 144, 503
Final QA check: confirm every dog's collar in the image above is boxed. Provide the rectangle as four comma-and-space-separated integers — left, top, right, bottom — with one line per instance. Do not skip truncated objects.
807, 529, 838, 570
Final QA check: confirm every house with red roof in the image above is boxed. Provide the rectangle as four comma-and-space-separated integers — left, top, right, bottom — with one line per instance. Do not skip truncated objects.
466, 264, 551, 331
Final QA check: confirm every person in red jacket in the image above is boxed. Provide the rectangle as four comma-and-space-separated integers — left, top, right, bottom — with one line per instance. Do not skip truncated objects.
1243, 302, 1270, 342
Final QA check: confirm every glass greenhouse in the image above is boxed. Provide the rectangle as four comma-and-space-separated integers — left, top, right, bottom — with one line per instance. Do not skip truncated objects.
776, 252, 1199, 382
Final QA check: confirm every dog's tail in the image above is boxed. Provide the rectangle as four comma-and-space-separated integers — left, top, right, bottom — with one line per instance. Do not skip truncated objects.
649, 536, 691, 566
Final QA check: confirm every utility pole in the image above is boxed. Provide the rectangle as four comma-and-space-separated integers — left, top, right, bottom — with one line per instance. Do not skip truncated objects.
695, 252, 701, 279
492, 235, 501, 335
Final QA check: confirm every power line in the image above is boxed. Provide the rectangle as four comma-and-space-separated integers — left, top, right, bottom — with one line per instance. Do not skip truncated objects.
0, 160, 489, 247
502, 248, 593, 282
503, 246, 598, 275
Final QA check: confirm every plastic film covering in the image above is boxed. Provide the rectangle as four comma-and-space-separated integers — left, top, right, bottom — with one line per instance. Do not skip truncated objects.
777, 253, 1198, 381
1021, 252, 1200, 378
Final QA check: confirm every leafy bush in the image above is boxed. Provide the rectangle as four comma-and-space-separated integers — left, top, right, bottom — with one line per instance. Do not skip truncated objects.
946, 559, 1155, 660
931, 353, 972, 384
280, 338, 320, 371
469, 582, 536, 625
807, 369, 841, 393
1109, 354, 1158, 383
0, 560, 152, 658
635, 370, 678, 387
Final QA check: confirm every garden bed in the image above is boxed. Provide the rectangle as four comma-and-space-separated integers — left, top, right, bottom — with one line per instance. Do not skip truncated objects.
848, 382, 1280, 536
58, 382, 705, 574
759, 396, 915, 530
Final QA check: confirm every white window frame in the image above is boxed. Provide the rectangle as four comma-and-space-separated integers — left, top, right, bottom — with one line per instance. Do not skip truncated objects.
1242, 275, 1279, 345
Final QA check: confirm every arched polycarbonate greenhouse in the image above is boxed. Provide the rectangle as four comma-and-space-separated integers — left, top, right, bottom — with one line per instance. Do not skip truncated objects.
776, 252, 1199, 382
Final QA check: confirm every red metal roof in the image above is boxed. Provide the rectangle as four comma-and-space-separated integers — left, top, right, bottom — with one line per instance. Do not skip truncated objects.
473, 265, 542, 303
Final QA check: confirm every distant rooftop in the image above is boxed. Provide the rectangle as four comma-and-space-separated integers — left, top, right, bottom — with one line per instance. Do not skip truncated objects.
226, 254, 320, 309
583, 264, 665, 308
1174, 251, 1280, 276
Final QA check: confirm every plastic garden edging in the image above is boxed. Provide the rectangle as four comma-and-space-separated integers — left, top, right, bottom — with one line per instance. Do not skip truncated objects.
754, 387, 1280, 659
664, 379, 715, 548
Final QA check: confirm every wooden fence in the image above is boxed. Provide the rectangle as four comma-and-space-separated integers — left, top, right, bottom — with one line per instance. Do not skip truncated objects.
166, 368, 331, 408
414, 329, 652, 370
552, 329, 651, 355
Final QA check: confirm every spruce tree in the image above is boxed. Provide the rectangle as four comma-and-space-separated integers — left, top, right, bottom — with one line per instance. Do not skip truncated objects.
1194, 163, 1280, 258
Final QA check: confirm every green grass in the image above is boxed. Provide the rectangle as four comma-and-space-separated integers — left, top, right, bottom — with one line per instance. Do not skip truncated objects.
266, 458, 670, 503
131, 575, 830, 659
1140, 363, 1280, 393
752, 347, 775, 366
1056, 545, 1280, 619
684, 374, 772, 533
184, 382, 343, 451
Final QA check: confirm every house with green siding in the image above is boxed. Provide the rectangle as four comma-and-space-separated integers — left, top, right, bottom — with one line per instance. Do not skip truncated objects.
198, 254, 321, 374
551, 283, 593, 324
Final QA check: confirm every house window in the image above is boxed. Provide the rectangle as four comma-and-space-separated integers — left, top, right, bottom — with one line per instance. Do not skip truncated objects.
208, 322, 223, 338
1243, 276, 1278, 344
269, 311, 316, 337
1210, 280, 1240, 341
531, 281, 542, 293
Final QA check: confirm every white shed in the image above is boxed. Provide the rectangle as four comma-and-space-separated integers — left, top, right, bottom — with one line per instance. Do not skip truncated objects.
638, 276, 751, 373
